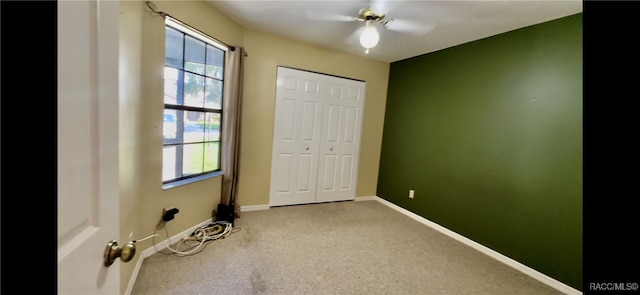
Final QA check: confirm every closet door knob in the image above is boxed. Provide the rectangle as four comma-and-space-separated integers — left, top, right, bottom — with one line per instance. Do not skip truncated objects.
305, 147, 309, 151
330, 147, 333, 151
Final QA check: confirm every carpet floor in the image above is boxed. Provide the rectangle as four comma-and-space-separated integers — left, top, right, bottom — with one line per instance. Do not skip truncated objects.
131, 200, 566, 295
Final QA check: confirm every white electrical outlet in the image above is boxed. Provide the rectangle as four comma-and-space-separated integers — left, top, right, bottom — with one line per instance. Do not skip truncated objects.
409, 189, 415, 199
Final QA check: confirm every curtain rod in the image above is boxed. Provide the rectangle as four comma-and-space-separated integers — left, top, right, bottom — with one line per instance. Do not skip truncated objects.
145, 1, 248, 56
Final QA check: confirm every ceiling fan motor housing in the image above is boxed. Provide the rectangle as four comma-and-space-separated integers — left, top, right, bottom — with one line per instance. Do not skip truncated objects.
356, 8, 392, 27
357, 8, 384, 22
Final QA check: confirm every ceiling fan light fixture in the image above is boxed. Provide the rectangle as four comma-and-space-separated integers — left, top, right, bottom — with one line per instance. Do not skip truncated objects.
359, 21, 379, 49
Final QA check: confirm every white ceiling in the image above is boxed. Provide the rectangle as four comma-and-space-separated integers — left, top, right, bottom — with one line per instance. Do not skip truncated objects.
206, 0, 583, 63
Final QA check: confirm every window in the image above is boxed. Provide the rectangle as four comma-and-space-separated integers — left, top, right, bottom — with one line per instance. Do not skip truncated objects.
162, 18, 227, 185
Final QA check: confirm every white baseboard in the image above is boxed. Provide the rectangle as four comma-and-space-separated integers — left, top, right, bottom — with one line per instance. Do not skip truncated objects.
371, 196, 582, 295
354, 196, 377, 201
240, 204, 270, 212
241, 197, 375, 211
124, 218, 213, 295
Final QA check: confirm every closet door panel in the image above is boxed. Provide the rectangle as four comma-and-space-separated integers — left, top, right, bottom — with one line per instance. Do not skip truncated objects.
316, 79, 365, 203
269, 68, 323, 206
321, 154, 338, 190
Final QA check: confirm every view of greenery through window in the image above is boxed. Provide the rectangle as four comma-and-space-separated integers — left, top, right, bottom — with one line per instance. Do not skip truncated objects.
163, 24, 225, 184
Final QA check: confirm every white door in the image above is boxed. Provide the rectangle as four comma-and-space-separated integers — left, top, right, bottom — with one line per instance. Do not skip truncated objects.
269, 67, 324, 206
57, 1, 120, 294
269, 67, 365, 206
315, 79, 365, 202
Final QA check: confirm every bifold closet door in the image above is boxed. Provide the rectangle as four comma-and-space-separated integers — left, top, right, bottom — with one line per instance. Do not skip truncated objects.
315, 77, 365, 203
269, 66, 365, 207
269, 67, 324, 206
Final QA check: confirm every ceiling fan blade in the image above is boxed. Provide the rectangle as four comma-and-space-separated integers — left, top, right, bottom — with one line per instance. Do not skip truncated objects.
306, 10, 355, 22
385, 19, 435, 36
370, 0, 387, 14
344, 26, 365, 45
372, 0, 405, 16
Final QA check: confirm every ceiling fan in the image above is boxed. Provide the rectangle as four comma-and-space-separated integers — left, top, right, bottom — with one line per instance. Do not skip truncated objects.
307, 0, 434, 54
353, 7, 389, 53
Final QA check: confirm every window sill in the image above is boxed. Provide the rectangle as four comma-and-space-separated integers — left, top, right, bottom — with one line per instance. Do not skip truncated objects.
162, 171, 223, 191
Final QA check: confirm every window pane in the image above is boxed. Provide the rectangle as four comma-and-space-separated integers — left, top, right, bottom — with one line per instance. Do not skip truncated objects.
164, 24, 224, 184
205, 78, 222, 109
205, 113, 221, 141
184, 111, 205, 143
205, 45, 224, 79
165, 27, 184, 68
164, 67, 181, 105
163, 146, 178, 181
163, 109, 178, 141
204, 142, 220, 171
184, 35, 205, 75
205, 65, 224, 80
183, 72, 204, 107
183, 143, 204, 175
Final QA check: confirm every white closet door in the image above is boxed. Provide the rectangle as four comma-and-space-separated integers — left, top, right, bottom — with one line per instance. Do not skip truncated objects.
269, 66, 365, 206
315, 79, 365, 202
269, 67, 324, 206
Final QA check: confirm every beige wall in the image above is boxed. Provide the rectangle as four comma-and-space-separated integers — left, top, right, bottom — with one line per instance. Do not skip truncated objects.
119, 2, 145, 294
118, 1, 243, 293
118, 1, 388, 293
238, 29, 389, 207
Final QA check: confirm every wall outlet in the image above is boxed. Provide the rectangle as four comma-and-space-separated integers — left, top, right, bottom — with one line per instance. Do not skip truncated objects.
409, 189, 415, 199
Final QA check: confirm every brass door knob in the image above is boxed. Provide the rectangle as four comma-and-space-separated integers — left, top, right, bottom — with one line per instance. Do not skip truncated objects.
103, 240, 136, 267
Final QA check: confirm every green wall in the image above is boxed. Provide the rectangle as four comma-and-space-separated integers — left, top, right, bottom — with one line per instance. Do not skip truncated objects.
377, 14, 582, 290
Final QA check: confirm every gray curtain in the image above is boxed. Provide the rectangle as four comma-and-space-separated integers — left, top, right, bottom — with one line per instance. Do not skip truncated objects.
220, 46, 246, 215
